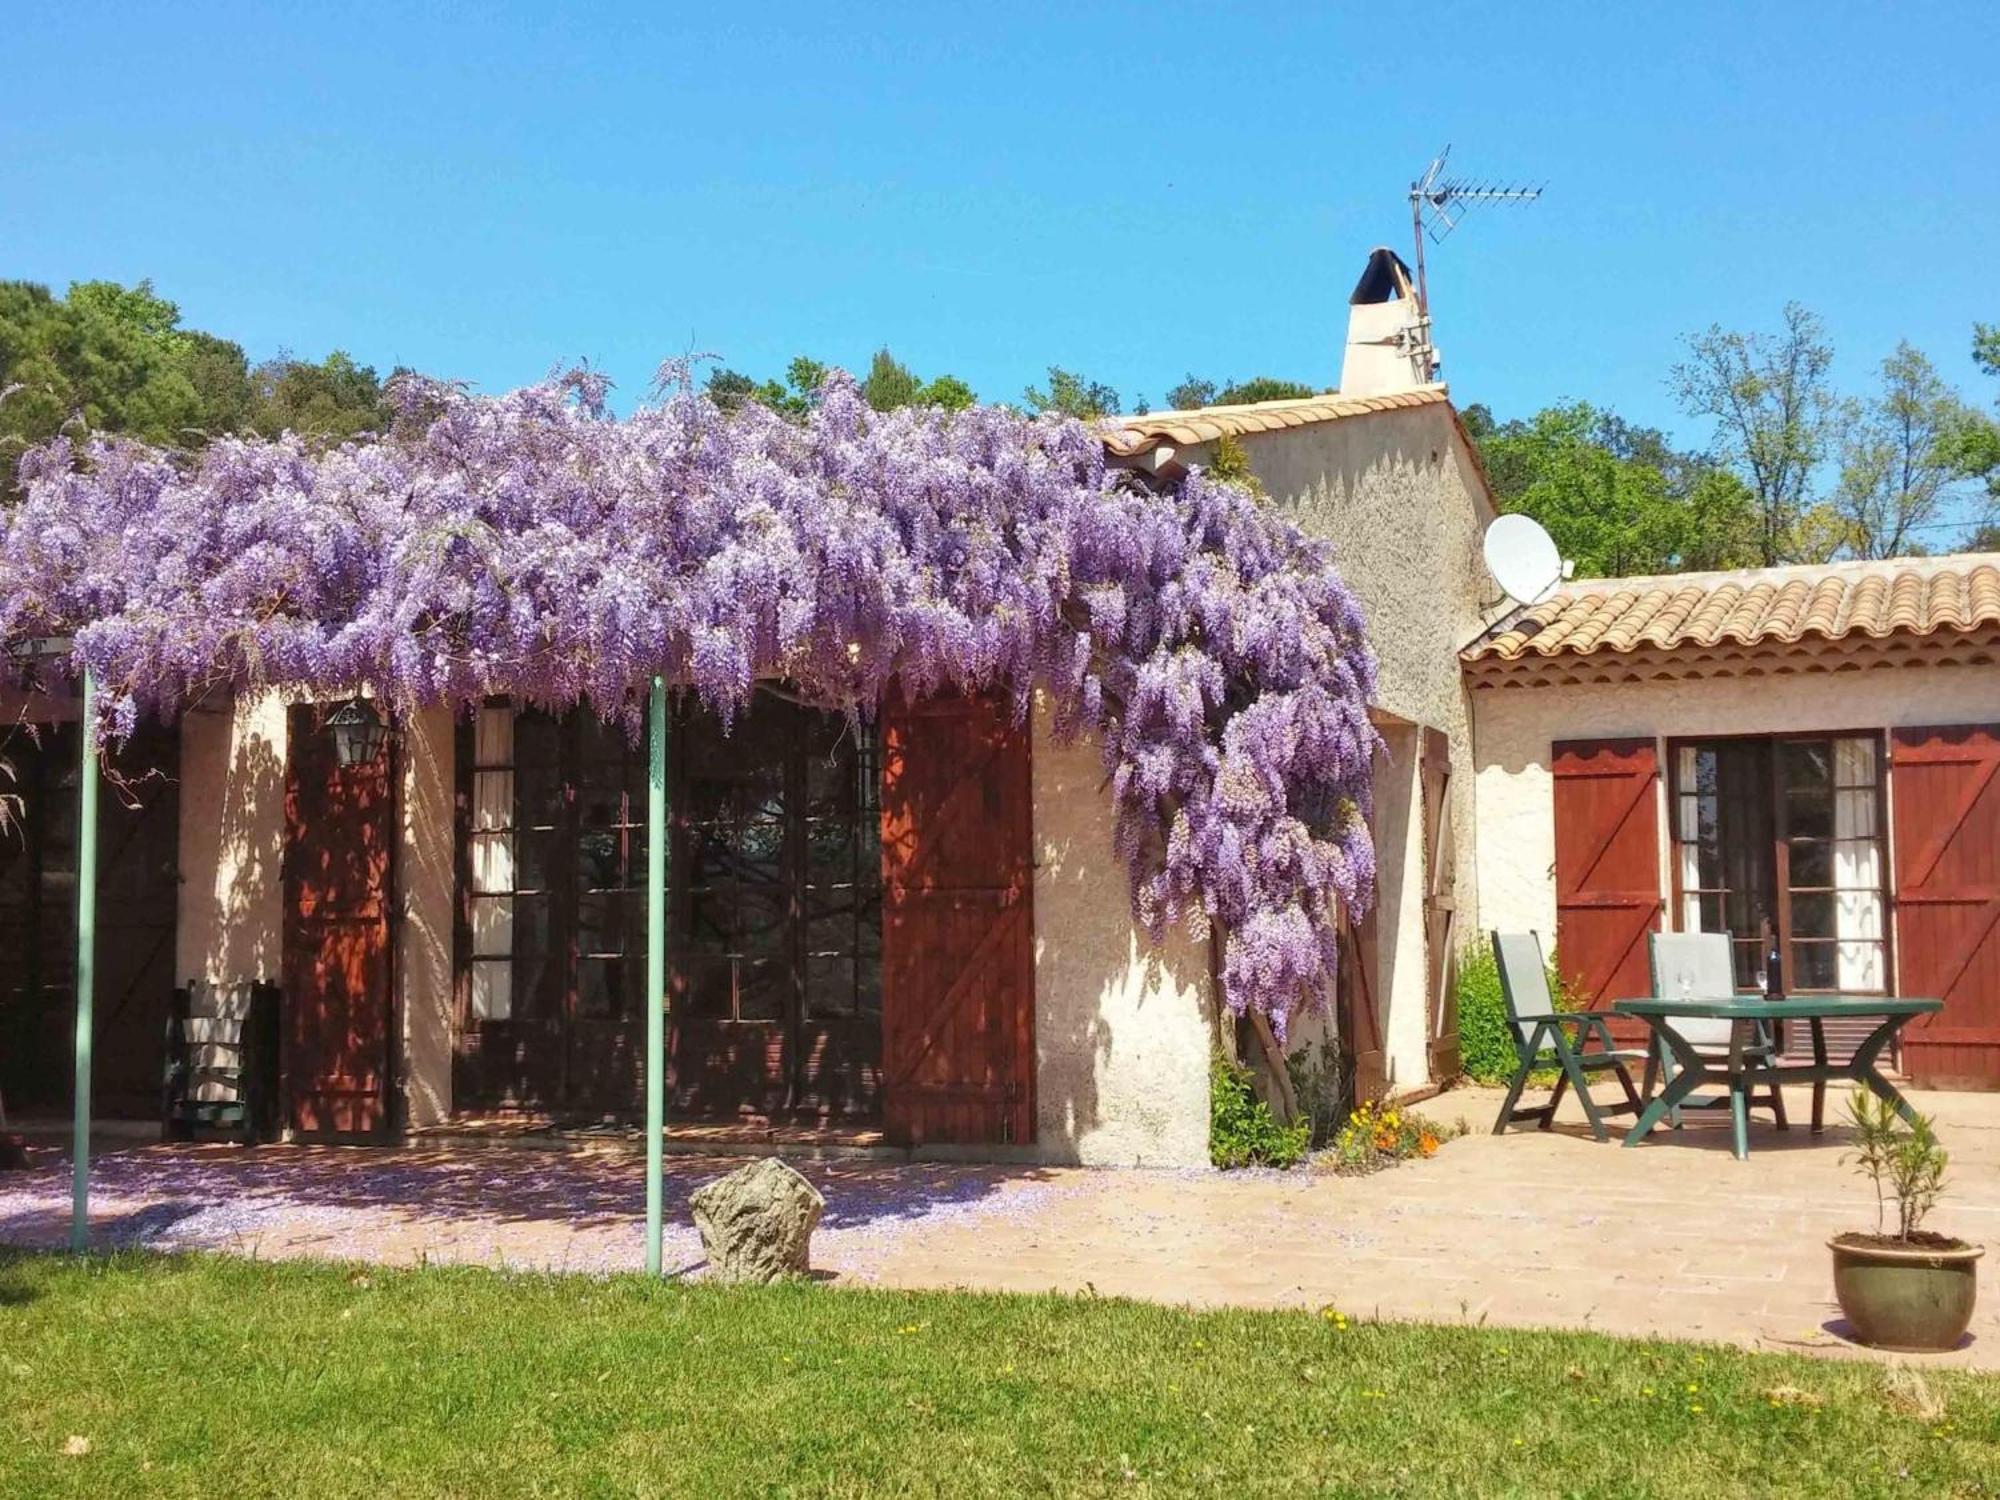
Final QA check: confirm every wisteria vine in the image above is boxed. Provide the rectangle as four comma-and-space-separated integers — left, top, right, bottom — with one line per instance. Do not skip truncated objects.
1, 368, 1380, 1034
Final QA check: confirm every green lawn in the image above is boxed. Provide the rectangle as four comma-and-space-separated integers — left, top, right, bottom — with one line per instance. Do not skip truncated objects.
1, 1252, 1995, 1498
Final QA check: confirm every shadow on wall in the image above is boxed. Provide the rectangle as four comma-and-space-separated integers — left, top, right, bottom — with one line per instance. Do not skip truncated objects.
193, 695, 285, 983
398, 708, 455, 1130
1030, 728, 1215, 1166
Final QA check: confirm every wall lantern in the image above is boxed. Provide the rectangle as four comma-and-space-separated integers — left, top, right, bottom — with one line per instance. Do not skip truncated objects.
326, 698, 390, 767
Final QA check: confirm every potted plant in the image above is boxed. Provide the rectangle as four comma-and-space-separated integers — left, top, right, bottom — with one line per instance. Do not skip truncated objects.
1829, 1090, 1983, 1351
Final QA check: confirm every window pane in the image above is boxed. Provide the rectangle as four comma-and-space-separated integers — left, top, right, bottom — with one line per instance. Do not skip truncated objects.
1834, 789, 1876, 840
577, 891, 634, 956
1838, 940, 1884, 992
578, 828, 623, 890
576, 957, 619, 1019
1789, 839, 1832, 888
517, 829, 556, 893
1695, 892, 1728, 934
1834, 736, 1877, 787
471, 959, 513, 1021
1790, 892, 1834, 940
1836, 890, 1883, 941
1785, 792, 1833, 841
470, 831, 515, 894
806, 955, 855, 1018
1791, 942, 1836, 990
687, 879, 737, 952
1780, 741, 1831, 792
474, 705, 514, 765
470, 895, 514, 958
473, 769, 514, 832
737, 960, 787, 1021
676, 955, 734, 1018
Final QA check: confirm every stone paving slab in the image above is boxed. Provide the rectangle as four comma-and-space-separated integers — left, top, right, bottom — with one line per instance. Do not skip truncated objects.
2, 1084, 1996, 1368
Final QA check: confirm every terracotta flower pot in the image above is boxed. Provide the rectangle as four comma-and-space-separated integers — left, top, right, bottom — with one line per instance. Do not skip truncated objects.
1828, 1233, 1983, 1352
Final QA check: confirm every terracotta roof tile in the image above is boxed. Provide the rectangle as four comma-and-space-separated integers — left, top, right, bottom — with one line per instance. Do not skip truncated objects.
1099, 386, 1450, 457
1462, 555, 2000, 666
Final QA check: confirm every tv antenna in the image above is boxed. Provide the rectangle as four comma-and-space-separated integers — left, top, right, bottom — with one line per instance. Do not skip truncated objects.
1409, 145, 1543, 314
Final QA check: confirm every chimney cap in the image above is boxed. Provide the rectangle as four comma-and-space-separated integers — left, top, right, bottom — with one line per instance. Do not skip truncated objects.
1350, 247, 1416, 306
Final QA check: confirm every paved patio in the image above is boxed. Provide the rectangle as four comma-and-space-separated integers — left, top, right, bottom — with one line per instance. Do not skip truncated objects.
3, 1085, 1996, 1367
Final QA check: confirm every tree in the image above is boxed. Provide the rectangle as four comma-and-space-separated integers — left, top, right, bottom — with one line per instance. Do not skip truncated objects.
1473, 401, 1759, 577
1025, 366, 1120, 419
1162, 375, 1318, 412
1834, 343, 1980, 559
861, 348, 921, 412
1957, 322, 2000, 518
1, 278, 258, 495
248, 350, 392, 441
860, 348, 976, 411
1671, 303, 1836, 564
917, 373, 975, 411
1216, 376, 1317, 405
705, 367, 778, 414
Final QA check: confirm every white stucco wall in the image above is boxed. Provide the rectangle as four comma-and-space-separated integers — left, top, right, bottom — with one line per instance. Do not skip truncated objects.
1171, 404, 1495, 1092
1030, 701, 1216, 1167
175, 693, 286, 984
173, 692, 459, 1130
398, 706, 456, 1128
1471, 663, 2000, 947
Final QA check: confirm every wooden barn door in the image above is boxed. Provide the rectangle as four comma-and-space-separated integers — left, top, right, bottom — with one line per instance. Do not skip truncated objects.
1552, 738, 1662, 1019
1421, 727, 1460, 1081
283, 704, 394, 1136
878, 691, 1034, 1146
1337, 904, 1386, 1104
1890, 724, 2000, 1089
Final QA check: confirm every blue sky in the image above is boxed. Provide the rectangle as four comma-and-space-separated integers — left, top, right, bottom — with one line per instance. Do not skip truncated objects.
6, 1, 1997, 453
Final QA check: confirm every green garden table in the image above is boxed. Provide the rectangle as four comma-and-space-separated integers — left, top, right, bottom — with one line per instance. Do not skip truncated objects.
1610, 996, 1942, 1160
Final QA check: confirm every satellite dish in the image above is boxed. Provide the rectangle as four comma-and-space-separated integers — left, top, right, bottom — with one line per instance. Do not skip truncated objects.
1483, 514, 1564, 606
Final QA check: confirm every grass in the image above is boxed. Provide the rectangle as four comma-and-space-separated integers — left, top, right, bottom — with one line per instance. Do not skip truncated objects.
1, 1252, 1996, 1498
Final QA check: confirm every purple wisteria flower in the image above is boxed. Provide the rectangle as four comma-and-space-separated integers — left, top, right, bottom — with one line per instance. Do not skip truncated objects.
1, 369, 1381, 1034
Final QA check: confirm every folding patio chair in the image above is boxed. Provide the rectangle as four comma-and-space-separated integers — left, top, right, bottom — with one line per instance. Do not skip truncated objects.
1646, 931, 1790, 1132
1490, 931, 1648, 1142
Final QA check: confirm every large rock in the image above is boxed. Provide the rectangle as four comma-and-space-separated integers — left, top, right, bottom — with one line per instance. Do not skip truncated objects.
689, 1157, 825, 1284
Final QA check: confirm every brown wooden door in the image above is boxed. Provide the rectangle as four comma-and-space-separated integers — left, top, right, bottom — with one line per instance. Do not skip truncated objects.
1890, 724, 2000, 1089
1421, 726, 1460, 1081
879, 691, 1034, 1146
283, 705, 394, 1136
1553, 738, 1662, 1012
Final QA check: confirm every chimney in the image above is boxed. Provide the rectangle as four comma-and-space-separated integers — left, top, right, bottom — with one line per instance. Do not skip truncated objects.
1339, 247, 1438, 396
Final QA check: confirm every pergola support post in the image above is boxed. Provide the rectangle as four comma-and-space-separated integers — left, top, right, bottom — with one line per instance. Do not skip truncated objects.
645, 676, 667, 1275
71, 667, 98, 1252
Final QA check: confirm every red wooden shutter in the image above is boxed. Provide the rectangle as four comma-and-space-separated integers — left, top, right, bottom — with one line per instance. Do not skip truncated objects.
1421, 726, 1460, 1081
1552, 737, 1662, 1009
1890, 724, 2000, 1089
879, 690, 1035, 1145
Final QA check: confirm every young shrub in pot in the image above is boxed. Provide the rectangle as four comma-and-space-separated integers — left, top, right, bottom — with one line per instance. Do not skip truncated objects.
1829, 1091, 1982, 1352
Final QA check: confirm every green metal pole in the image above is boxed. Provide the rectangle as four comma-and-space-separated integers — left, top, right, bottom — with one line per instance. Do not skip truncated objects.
71, 668, 98, 1253
645, 676, 667, 1276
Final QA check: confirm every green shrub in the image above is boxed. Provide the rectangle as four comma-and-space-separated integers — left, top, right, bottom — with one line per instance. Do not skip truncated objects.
1209, 1054, 1309, 1169
1454, 943, 1578, 1084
